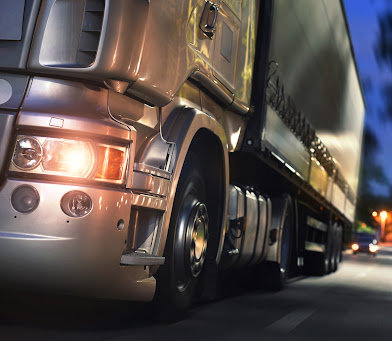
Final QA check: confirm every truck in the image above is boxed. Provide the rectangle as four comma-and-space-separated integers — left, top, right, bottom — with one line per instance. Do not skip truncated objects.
0, 0, 364, 318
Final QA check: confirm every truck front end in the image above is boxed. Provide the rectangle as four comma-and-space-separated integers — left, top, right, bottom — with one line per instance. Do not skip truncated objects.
0, 0, 156, 301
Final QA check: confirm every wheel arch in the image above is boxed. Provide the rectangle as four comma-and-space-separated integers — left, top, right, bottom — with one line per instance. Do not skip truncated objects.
156, 107, 229, 266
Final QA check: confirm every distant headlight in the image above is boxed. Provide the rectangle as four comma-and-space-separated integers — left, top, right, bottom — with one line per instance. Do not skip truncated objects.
352, 243, 359, 251
369, 244, 378, 253
10, 135, 128, 184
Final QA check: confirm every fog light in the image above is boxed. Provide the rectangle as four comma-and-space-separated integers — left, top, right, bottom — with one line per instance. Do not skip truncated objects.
11, 185, 40, 213
61, 191, 92, 217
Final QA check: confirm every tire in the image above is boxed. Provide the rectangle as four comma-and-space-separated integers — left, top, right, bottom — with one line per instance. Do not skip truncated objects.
260, 195, 294, 291
154, 153, 209, 321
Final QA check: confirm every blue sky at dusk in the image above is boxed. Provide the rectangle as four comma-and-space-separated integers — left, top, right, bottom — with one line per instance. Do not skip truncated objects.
344, 0, 392, 196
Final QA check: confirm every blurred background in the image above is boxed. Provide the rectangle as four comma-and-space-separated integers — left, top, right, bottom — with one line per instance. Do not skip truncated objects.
346, 0, 392, 243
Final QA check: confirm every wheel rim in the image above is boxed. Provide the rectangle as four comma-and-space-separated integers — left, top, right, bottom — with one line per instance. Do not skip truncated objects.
174, 199, 209, 292
189, 203, 209, 277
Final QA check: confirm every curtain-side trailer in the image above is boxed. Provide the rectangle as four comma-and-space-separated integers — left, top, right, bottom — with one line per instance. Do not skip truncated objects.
0, 0, 364, 318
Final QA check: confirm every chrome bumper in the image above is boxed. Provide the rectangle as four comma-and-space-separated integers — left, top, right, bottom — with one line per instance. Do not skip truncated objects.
0, 179, 156, 301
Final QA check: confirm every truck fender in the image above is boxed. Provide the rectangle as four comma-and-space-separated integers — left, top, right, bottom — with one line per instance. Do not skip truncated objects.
146, 107, 229, 266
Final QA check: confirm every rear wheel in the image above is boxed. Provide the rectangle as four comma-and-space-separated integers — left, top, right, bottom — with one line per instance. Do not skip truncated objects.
154, 154, 208, 320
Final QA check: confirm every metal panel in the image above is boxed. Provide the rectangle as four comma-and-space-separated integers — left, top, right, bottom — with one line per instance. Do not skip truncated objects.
237, 190, 258, 266
269, 0, 365, 195
0, 0, 25, 40
0, 73, 30, 110
0, 0, 41, 70
309, 157, 328, 196
249, 194, 268, 265
227, 185, 245, 256
212, 1, 240, 92
345, 200, 355, 223
263, 105, 310, 179
0, 112, 16, 179
332, 183, 346, 215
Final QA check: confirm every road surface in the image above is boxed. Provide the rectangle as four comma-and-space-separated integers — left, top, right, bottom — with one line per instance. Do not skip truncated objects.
1, 248, 392, 340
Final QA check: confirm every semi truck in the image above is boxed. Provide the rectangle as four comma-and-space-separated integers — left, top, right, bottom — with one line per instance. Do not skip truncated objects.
0, 0, 364, 318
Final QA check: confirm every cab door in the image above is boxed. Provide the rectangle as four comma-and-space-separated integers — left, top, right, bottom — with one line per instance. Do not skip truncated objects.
211, 0, 241, 93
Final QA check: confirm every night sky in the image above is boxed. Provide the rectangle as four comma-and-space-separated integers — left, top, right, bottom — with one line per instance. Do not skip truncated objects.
344, 0, 392, 196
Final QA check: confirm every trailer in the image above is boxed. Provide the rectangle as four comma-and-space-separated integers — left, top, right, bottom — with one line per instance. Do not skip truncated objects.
0, 0, 364, 318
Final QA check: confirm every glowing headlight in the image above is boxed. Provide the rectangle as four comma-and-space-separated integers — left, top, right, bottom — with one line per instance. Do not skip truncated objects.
369, 244, 378, 253
42, 139, 94, 177
10, 135, 128, 184
352, 243, 359, 251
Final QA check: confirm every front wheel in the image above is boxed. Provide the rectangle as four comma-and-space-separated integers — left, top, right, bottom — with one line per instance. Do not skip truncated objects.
154, 154, 208, 320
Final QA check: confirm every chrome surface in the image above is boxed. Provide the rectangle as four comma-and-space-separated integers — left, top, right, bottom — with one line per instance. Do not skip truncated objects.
131, 171, 170, 197
133, 163, 171, 180
131, 193, 167, 211
188, 203, 209, 278
0, 112, 15, 178
237, 189, 258, 267
263, 106, 310, 180
154, 107, 229, 265
309, 157, 328, 197
269, 0, 365, 196
120, 253, 165, 266
249, 194, 268, 265
0, 178, 155, 301
29, 0, 149, 83
332, 183, 346, 215
174, 199, 209, 292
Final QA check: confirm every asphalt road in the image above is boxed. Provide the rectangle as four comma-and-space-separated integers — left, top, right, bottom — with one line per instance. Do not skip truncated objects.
1, 248, 392, 341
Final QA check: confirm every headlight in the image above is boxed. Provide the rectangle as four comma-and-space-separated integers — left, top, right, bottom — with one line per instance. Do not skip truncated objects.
13, 137, 43, 170
369, 244, 378, 253
352, 243, 359, 251
10, 135, 128, 184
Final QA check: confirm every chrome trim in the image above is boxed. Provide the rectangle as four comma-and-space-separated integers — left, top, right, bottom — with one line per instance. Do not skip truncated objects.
0, 232, 72, 241
120, 253, 165, 266
131, 193, 167, 211
134, 163, 171, 180
132, 171, 170, 197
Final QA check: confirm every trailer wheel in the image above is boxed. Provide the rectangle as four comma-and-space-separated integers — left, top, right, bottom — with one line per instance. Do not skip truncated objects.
154, 153, 208, 320
260, 195, 294, 291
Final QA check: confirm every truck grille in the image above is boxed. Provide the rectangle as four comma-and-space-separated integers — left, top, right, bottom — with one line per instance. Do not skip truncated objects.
77, 0, 105, 67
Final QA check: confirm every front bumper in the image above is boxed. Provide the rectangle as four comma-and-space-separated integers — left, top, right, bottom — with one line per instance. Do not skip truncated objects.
0, 178, 155, 301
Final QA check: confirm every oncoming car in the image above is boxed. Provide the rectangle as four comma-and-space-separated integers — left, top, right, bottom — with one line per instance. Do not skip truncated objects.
352, 233, 379, 256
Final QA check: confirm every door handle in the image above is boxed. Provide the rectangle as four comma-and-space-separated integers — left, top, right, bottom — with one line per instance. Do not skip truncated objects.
199, 1, 219, 39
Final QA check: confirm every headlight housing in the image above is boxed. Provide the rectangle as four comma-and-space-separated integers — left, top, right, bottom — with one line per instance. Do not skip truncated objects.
10, 135, 128, 185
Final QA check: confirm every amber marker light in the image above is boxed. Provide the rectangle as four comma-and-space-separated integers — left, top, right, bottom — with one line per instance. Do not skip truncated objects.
352, 243, 359, 251
95, 146, 126, 181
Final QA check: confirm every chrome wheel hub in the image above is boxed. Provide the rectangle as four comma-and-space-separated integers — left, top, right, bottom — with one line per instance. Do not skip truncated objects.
188, 203, 209, 277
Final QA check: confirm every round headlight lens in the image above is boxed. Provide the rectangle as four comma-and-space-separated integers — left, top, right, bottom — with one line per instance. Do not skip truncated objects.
11, 185, 40, 213
12, 137, 42, 170
61, 191, 92, 217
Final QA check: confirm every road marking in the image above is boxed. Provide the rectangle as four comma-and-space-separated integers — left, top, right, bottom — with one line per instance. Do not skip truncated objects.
265, 309, 315, 333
